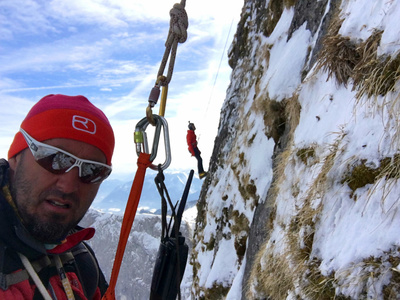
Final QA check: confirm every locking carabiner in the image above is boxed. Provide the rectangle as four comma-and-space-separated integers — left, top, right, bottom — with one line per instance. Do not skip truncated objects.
134, 114, 171, 171
146, 76, 169, 126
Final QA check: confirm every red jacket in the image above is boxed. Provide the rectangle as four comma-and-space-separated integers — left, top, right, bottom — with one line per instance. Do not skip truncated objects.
186, 130, 198, 156
0, 227, 104, 300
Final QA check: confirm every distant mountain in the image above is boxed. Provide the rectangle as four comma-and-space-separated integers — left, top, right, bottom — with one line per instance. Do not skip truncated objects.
84, 170, 201, 299
80, 208, 195, 299
92, 170, 203, 214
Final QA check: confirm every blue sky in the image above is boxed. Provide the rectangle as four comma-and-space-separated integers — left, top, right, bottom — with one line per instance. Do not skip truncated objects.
0, 0, 243, 179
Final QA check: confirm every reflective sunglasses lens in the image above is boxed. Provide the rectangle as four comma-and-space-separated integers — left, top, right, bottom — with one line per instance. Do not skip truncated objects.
36, 153, 73, 174
80, 164, 111, 183
52, 152, 76, 171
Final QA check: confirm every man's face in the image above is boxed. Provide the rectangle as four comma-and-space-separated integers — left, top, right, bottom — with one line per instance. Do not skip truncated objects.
8, 138, 106, 243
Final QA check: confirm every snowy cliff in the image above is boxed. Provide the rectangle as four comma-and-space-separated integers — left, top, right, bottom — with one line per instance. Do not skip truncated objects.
191, 0, 400, 299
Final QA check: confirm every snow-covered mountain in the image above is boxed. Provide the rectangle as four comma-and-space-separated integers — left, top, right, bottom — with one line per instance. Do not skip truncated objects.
80, 208, 195, 299
93, 170, 203, 214
85, 0, 400, 299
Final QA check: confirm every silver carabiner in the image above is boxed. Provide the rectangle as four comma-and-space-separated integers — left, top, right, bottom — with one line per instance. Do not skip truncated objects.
134, 114, 171, 171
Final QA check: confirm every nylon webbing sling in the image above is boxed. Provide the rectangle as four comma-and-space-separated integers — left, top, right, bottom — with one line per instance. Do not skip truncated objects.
102, 152, 152, 300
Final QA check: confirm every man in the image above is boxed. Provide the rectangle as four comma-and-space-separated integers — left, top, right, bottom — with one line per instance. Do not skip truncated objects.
0, 94, 114, 299
186, 122, 207, 179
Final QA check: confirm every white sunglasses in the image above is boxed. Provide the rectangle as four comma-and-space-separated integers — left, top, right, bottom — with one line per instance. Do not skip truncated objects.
20, 128, 112, 184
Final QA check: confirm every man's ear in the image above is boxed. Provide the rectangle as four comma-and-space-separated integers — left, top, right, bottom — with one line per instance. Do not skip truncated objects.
8, 156, 17, 169
8, 153, 21, 171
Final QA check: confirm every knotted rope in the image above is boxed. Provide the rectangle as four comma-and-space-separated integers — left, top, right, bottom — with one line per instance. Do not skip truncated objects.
157, 0, 188, 87
146, 0, 188, 125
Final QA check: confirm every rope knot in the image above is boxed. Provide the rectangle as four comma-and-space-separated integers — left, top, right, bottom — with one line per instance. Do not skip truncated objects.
168, 3, 188, 44
156, 0, 189, 86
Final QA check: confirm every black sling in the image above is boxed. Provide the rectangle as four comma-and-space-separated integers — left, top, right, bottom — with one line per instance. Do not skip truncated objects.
149, 169, 194, 300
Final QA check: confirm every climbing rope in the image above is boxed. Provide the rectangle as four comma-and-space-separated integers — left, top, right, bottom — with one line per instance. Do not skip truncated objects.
198, 18, 234, 144
158, 0, 188, 86
146, 0, 188, 125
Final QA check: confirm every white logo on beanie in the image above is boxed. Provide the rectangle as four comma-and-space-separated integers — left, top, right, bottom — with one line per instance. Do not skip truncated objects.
72, 115, 96, 134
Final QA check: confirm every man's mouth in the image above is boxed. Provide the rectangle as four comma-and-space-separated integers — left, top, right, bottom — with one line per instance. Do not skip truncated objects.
47, 200, 71, 209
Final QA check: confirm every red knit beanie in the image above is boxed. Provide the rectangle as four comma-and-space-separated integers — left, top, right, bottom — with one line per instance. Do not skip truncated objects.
8, 94, 115, 165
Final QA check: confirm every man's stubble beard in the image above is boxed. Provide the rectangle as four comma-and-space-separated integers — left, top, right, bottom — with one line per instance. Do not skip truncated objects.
10, 156, 81, 243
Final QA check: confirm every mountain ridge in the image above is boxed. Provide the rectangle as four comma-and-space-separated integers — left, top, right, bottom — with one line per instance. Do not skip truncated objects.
93, 170, 203, 214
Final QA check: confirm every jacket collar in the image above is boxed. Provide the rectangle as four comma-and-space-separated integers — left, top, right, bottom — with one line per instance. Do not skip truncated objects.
47, 227, 95, 254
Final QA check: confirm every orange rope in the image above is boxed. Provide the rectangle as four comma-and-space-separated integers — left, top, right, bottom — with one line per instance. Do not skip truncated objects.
102, 152, 152, 300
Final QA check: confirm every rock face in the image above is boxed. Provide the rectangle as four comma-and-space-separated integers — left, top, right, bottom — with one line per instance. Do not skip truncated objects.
192, 0, 400, 299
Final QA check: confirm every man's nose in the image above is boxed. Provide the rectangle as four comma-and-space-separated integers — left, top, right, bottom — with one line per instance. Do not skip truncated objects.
55, 166, 80, 193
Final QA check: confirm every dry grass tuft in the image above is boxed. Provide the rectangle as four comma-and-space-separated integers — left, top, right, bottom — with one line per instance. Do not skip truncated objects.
201, 282, 230, 300
246, 248, 295, 299
261, 98, 286, 144
316, 13, 400, 100
284, 93, 301, 136
316, 15, 360, 87
353, 30, 400, 100
334, 249, 400, 299
367, 154, 400, 207
379, 154, 400, 181
284, 0, 297, 8
364, 53, 400, 96
302, 259, 342, 299
340, 154, 400, 203
352, 30, 383, 96
267, 147, 292, 209
296, 146, 316, 165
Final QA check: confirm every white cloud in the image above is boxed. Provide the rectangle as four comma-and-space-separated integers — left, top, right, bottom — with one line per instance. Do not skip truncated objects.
0, 0, 58, 38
